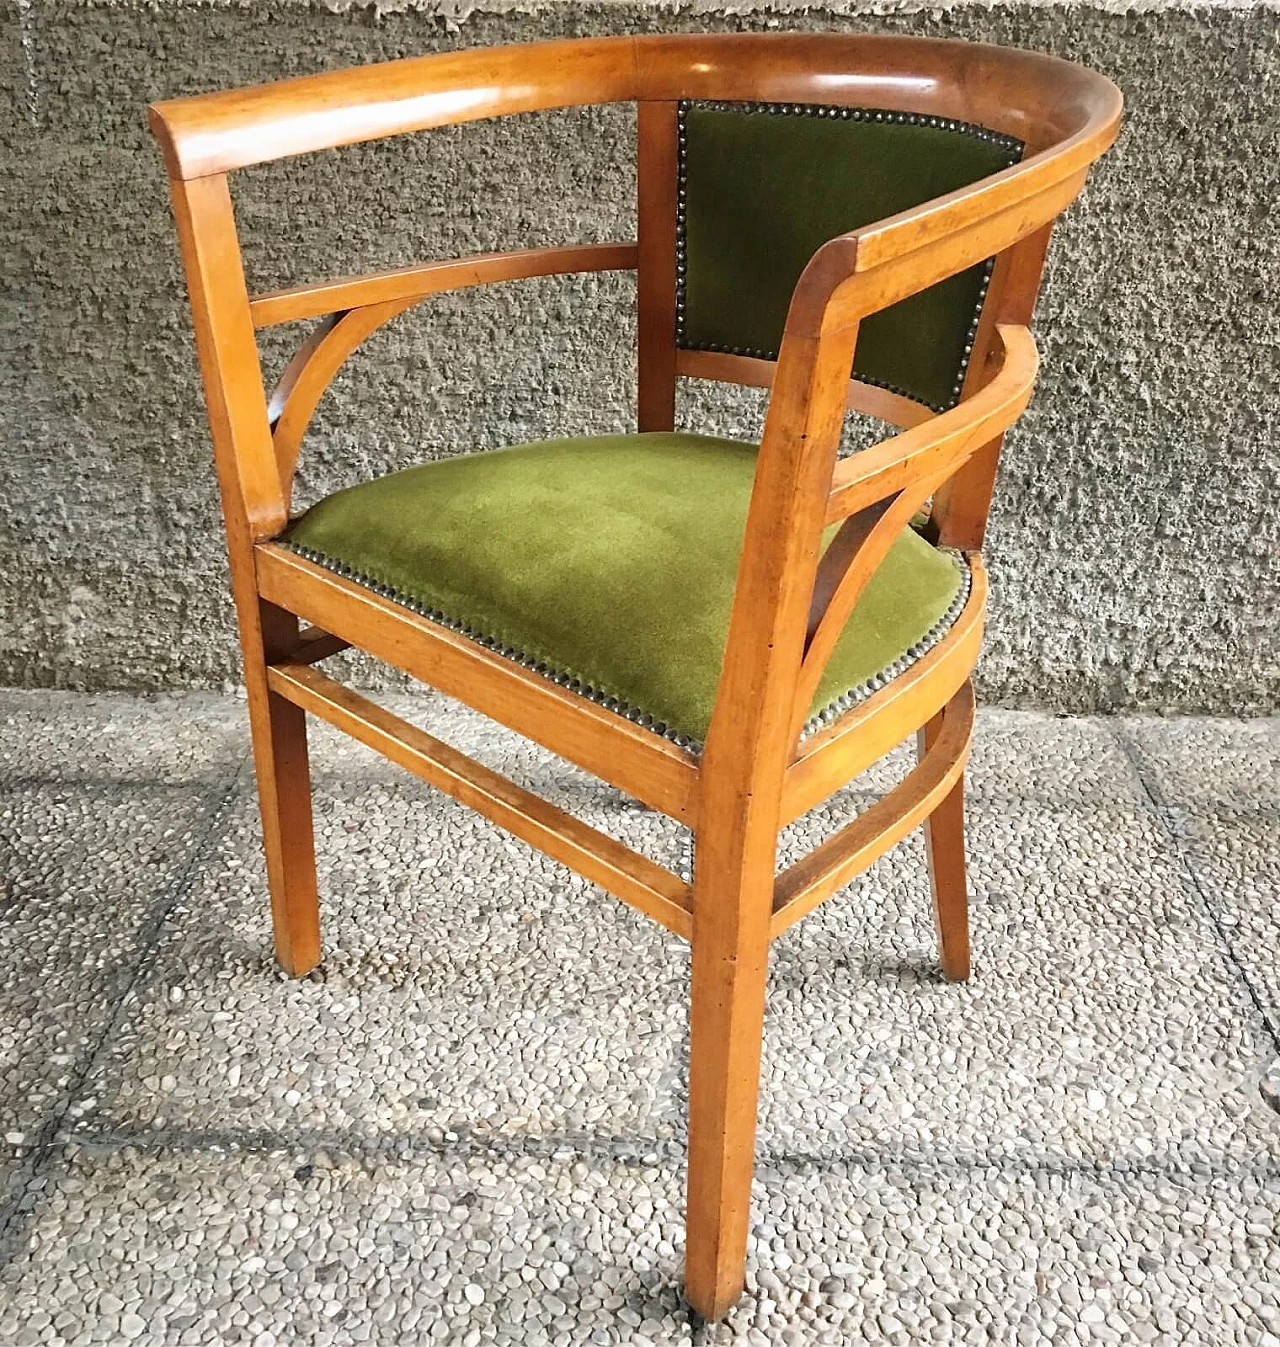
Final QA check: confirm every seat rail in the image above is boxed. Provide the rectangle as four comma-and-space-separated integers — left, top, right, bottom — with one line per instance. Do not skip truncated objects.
255, 543, 701, 823
782, 555, 986, 825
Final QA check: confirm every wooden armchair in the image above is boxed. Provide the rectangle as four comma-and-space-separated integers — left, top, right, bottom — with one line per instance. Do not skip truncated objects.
149, 34, 1120, 1320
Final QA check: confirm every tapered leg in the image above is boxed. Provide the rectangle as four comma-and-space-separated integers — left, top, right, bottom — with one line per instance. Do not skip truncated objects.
685, 916, 770, 1319
918, 709, 971, 982
245, 601, 321, 977
684, 812, 775, 1320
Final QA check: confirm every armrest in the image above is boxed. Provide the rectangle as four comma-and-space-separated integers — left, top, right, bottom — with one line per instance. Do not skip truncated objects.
781, 65, 1119, 348
826, 324, 1039, 523
250, 243, 639, 328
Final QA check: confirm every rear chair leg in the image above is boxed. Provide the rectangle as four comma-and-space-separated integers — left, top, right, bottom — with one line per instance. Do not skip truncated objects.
918, 708, 971, 982
244, 600, 322, 977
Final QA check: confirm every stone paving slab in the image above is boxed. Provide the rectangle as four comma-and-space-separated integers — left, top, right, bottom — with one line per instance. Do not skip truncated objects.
67, 783, 688, 1149
0, 783, 214, 1148
961, 710, 1146, 809
0, 692, 249, 786
1, 1142, 1276, 1347
727, 1160, 1280, 1347
0, 1156, 32, 1231
1124, 717, 1280, 810
1171, 807, 1280, 1032
0, 695, 1277, 1346
0, 1143, 690, 1347
765, 797, 1279, 1169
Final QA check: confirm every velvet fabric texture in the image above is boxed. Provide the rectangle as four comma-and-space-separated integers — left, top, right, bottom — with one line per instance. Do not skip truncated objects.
678, 103, 1022, 410
283, 432, 963, 745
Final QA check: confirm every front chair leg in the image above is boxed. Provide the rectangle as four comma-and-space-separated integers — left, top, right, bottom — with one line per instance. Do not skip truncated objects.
244, 600, 322, 977
684, 826, 774, 1320
685, 930, 770, 1320
918, 708, 971, 982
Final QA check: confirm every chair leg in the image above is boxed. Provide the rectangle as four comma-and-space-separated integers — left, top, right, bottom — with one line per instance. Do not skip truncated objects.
918, 709, 971, 982
245, 601, 322, 977
684, 824, 774, 1320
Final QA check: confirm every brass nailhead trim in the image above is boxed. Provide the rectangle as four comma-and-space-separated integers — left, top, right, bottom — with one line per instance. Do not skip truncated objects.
799, 547, 972, 740
280, 540, 971, 755
674, 99, 1023, 413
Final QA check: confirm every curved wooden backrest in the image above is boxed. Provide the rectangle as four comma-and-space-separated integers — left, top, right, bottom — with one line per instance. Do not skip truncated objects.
149, 34, 1119, 494
150, 33, 1115, 179
150, 32, 1120, 774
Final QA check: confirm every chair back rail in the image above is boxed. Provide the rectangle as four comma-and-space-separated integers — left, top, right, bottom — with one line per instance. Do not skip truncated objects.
149, 33, 1115, 178
250, 243, 639, 329
674, 349, 937, 428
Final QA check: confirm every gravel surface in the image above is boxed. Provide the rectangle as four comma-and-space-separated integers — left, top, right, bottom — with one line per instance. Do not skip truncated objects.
0, 693, 1276, 1344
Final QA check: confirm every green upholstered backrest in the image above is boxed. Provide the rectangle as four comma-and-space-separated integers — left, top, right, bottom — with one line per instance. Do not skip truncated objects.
676, 100, 1024, 412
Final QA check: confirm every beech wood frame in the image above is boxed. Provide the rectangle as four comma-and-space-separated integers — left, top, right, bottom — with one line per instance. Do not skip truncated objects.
150, 33, 1120, 1321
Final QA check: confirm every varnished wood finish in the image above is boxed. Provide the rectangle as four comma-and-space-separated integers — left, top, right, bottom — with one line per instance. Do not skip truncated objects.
637, 102, 679, 432
151, 34, 1120, 182
167, 173, 320, 974
917, 698, 972, 980
686, 318, 861, 1320
675, 348, 936, 429
266, 311, 341, 428
795, 477, 950, 744
773, 680, 974, 938
269, 298, 417, 499
263, 244, 639, 504
150, 38, 641, 179
152, 33, 1119, 1322
783, 558, 987, 827
251, 243, 638, 328
929, 226, 1055, 550
291, 625, 351, 665
825, 325, 1039, 522
167, 173, 285, 539
255, 544, 700, 822
255, 602, 323, 976
270, 662, 694, 937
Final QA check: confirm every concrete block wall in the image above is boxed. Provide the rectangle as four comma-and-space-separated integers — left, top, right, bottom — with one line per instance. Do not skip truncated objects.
4, 0, 1278, 711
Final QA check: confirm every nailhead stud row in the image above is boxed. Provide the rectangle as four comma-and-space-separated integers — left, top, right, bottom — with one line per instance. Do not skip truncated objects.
282, 542, 701, 750
281, 541, 972, 756
674, 99, 1022, 412
799, 549, 972, 741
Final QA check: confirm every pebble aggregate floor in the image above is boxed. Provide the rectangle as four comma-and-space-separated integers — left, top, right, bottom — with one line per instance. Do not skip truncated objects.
0, 690, 1276, 1346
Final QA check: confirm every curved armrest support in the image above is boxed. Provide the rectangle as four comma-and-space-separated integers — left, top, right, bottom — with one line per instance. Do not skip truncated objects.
826, 323, 1039, 523
262, 243, 639, 506
784, 324, 1035, 743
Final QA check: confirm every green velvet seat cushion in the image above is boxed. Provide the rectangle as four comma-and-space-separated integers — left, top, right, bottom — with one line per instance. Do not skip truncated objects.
282, 432, 964, 747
